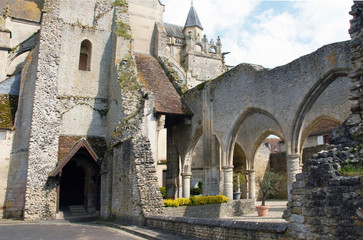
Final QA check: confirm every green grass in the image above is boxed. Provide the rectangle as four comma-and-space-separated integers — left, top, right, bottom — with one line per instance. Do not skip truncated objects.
339, 163, 363, 176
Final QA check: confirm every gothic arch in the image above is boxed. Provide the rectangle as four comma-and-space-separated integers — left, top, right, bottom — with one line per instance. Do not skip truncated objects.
225, 107, 284, 167
183, 127, 203, 173
299, 116, 342, 151
250, 130, 284, 170
291, 68, 350, 154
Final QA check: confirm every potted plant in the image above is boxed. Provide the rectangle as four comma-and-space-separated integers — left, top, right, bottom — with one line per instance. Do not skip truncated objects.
233, 173, 246, 200
256, 169, 282, 216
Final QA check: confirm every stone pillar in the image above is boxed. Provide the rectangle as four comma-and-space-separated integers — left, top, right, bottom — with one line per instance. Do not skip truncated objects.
223, 166, 233, 200
287, 154, 301, 201
202, 90, 220, 196
166, 118, 180, 199
181, 173, 192, 199
248, 170, 256, 200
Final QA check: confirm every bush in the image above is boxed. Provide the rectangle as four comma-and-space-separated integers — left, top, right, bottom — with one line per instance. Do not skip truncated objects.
163, 195, 229, 207
160, 187, 167, 199
190, 181, 203, 196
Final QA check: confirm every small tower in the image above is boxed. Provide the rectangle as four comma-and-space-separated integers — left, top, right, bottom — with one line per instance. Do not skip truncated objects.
182, 1, 226, 88
183, 0, 203, 49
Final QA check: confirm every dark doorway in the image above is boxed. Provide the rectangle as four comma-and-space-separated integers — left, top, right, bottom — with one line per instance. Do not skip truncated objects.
59, 160, 85, 208
50, 139, 101, 215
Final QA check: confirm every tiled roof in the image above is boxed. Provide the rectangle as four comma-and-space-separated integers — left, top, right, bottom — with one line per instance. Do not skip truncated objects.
135, 53, 192, 116
309, 120, 340, 136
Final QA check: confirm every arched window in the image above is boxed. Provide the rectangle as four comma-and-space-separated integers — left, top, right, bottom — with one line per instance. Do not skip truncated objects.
79, 40, 92, 71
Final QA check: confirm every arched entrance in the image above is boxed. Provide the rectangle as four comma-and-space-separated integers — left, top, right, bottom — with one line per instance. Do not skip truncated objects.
50, 138, 100, 216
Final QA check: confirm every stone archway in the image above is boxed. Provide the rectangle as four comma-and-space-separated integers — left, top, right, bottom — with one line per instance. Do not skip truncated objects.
50, 138, 100, 216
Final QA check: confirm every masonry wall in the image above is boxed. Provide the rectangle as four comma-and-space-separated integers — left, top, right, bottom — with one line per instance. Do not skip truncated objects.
127, 0, 164, 54
146, 216, 287, 240
187, 54, 224, 84
4, 44, 38, 218
283, 150, 362, 240
164, 199, 254, 218
109, 138, 164, 224
0, 130, 12, 217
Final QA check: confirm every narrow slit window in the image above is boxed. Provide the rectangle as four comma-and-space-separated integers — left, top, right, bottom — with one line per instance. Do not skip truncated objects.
79, 40, 92, 71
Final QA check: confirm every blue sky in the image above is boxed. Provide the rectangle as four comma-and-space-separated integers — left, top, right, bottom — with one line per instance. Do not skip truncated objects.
161, 0, 353, 68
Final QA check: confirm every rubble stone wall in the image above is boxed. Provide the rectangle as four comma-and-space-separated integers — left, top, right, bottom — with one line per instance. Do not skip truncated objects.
146, 216, 287, 240
23, 1, 63, 220
283, 149, 362, 240
110, 137, 164, 225
4, 44, 39, 219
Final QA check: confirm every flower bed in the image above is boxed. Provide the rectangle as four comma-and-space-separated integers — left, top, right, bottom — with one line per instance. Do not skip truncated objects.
163, 195, 229, 207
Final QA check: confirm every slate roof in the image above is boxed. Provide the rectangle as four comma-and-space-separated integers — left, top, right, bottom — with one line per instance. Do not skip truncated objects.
164, 23, 184, 39
135, 53, 192, 116
184, 4, 203, 30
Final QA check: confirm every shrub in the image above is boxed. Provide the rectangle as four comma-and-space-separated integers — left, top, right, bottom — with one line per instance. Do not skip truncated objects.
257, 170, 283, 206
159, 187, 167, 199
163, 195, 228, 207
190, 181, 203, 196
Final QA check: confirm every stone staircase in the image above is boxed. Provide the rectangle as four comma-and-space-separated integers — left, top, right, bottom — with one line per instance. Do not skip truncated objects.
68, 205, 87, 216
56, 205, 99, 222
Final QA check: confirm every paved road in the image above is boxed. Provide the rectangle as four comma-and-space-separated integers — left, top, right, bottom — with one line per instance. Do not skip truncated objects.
0, 222, 148, 240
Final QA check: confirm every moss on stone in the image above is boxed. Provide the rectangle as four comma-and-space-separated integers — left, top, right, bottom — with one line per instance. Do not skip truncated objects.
115, 20, 131, 39
0, 94, 18, 129
196, 81, 207, 91
118, 55, 140, 91
112, 0, 128, 10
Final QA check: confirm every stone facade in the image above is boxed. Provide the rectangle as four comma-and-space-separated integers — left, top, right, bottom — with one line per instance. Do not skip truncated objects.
0, 3, 361, 240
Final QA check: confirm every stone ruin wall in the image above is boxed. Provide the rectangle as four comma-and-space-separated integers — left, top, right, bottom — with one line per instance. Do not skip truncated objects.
100, 2, 165, 222
283, 2, 363, 239
3, 43, 38, 219
283, 152, 361, 240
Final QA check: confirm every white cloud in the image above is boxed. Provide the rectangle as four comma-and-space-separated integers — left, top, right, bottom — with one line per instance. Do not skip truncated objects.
161, 0, 353, 68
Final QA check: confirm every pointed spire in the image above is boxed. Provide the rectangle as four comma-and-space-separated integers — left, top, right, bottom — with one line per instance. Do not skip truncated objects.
184, 1, 203, 31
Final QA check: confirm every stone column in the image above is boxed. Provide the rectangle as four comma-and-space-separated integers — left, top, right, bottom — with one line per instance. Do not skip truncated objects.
287, 154, 301, 201
248, 170, 256, 200
202, 90, 220, 196
223, 166, 233, 200
166, 119, 180, 199
181, 173, 192, 199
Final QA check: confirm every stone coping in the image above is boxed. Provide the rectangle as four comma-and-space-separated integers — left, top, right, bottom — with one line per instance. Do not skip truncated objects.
146, 215, 287, 233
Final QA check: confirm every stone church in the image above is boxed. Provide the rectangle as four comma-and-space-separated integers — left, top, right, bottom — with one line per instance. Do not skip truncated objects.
0, 0, 360, 225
